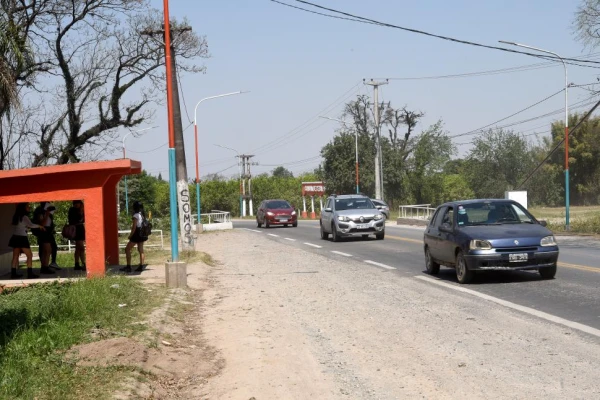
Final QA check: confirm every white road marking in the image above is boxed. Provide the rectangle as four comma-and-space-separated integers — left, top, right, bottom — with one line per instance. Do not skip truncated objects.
267, 233, 279, 237
364, 260, 396, 270
304, 243, 323, 249
331, 251, 352, 257
243, 228, 262, 233
285, 238, 296, 241
415, 275, 600, 339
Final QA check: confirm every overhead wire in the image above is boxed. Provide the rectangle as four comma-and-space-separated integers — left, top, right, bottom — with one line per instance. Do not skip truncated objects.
250, 81, 362, 155
280, 0, 600, 66
518, 98, 600, 188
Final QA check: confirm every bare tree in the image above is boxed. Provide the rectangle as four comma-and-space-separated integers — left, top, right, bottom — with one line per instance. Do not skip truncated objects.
383, 106, 424, 159
3, 0, 209, 167
574, 0, 600, 48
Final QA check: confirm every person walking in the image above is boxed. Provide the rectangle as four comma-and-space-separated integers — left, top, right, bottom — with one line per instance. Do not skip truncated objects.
121, 201, 147, 273
68, 200, 86, 271
8, 203, 44, 279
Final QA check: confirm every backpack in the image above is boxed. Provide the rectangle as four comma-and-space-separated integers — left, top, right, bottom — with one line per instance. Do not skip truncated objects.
139, 216, 152, 238
30, 206, 45, 237
62, 224, 76, 240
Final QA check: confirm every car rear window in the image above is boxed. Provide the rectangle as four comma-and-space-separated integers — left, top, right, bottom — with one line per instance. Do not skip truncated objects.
266, 201, 292, 209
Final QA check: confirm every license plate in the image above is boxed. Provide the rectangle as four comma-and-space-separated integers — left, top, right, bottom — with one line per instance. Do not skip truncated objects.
356, 224, 369, 229
509, 253, 528, 262
279, 219, 288, 223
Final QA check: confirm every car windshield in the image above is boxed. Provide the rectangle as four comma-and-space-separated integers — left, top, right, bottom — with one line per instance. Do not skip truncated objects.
456, 201, 535, 226
266, 201, 291, 209
335, 198, 375, 211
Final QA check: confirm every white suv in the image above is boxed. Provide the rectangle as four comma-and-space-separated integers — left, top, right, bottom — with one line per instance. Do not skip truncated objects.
320, 194, 385, 242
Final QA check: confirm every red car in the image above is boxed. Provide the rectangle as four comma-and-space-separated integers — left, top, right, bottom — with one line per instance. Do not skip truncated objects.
257, 199, 298, 228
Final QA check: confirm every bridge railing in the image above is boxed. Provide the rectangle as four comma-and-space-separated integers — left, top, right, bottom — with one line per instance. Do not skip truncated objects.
192, 210, 232, 225
398, 204, 436, 220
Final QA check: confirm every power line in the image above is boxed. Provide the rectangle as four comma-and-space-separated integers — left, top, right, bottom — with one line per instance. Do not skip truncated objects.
250, 81, 362, 155
449, 88, 565, 139
450, 95, 597, 141
518, 98, 600, 189
258, 155, 321, 167
280, 0, 600, 66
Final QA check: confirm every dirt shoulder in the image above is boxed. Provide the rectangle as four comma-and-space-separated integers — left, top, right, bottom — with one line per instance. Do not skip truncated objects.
71, 229, 600, 399
190, 230, 600, 399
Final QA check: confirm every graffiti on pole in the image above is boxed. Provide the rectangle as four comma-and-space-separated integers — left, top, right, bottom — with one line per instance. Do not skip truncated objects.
177, 180, 194, 249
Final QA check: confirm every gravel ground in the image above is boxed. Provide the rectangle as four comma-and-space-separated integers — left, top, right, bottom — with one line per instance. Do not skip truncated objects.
194, 229, 600, 400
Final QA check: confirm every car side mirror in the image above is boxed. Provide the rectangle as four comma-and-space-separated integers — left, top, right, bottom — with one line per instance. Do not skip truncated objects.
439, 223, 452, 233
539, 219, 547, 227
376, 205, 382, 209
324, 207, 332, 213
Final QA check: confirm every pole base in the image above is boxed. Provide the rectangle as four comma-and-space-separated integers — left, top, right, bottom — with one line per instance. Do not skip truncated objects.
301, 211, 308, 218
196, 223, 204, 233
310, 211, 316, 219
165, 261, 187, 288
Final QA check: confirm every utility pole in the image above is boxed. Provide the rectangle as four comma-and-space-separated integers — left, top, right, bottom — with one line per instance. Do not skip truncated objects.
364, 79, 388, 200
239, 155, 258, 217
142, 24, 194, 249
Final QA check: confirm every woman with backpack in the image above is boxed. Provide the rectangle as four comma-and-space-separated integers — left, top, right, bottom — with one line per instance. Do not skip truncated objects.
8, 203, 45, 279
68, 200, 86, 271
121, 200, 147, 273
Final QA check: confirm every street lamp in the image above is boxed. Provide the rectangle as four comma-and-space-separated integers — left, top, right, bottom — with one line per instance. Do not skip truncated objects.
499, 41, 570, 230
214, 144, 243, 218
193, 91, 249, 224
121, 126, 157, 214
319, 116, 360, 194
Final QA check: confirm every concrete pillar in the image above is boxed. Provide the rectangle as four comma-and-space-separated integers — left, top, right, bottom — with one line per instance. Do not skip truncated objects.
165, 261, 187, 288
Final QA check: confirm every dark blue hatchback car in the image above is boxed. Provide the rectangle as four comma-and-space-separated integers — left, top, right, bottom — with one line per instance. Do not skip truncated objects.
423, 199, 559, 284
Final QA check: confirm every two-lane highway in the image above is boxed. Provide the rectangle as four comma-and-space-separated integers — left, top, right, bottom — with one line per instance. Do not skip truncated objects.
233, 219, 600, 336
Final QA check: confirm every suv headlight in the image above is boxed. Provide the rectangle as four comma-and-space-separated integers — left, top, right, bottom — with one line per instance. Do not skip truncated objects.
469, 239, 492, 250
266, 211, 274, 216
374, 214, 383, 220
291, 211, 296, 216
337, 215, 349, 222
540, 235, 556, 247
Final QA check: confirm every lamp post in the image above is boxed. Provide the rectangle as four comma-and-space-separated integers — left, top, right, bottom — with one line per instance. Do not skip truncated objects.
121, 126, 157, 214
214, 144, 243, 217
499, 41, 570, 230
193, 91, 248, 224
319, 116, 359, 194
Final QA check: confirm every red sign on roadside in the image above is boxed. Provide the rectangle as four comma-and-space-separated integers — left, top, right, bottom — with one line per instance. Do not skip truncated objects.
302, 181, 325, 196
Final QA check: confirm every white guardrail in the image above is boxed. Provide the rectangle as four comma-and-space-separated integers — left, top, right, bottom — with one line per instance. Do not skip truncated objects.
399, 204, 436, 220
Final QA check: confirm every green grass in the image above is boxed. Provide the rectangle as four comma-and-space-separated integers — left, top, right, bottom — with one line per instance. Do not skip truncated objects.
119, 248, 215, 267
529, 206, 600, 234
0, 277, 164, 399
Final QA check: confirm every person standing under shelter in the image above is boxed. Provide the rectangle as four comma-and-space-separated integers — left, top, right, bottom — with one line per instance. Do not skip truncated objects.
34, 202, 61, 274
8, 203, 45, 279
121, 201, 147, 273
68, 200, 86, 271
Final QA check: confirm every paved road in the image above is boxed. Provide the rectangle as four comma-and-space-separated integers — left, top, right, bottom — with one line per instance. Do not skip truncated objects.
233, 219, 600, 334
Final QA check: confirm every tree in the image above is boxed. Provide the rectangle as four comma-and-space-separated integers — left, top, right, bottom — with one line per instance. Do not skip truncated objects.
463, 129, 534, 198
272, 166, 294, 178
574, 0, 600, 48
2, 0, 209, 167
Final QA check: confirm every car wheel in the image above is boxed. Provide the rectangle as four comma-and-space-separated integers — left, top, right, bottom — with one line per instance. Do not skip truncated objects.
331, 223, 340, 242
455, 250, 474, 284
257, 221, 262, 228
375, 231, 385, 240
292, 222, 298, 227
424, 246, 440, 275
320, 223, 329, 240
539, 263, 557, 279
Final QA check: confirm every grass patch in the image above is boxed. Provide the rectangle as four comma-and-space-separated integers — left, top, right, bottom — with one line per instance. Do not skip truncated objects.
529, 206, 600, 234
0, 277, 164, 399
121, 249, 215, 267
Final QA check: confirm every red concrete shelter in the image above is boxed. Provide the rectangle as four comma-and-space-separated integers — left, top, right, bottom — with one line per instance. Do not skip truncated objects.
0, 160, 141, 277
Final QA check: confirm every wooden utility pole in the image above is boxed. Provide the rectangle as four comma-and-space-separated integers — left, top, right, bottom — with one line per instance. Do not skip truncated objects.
142, 25, 195, 249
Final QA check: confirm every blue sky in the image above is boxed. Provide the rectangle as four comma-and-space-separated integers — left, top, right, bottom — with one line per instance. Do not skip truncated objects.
125, 0, 599, 179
